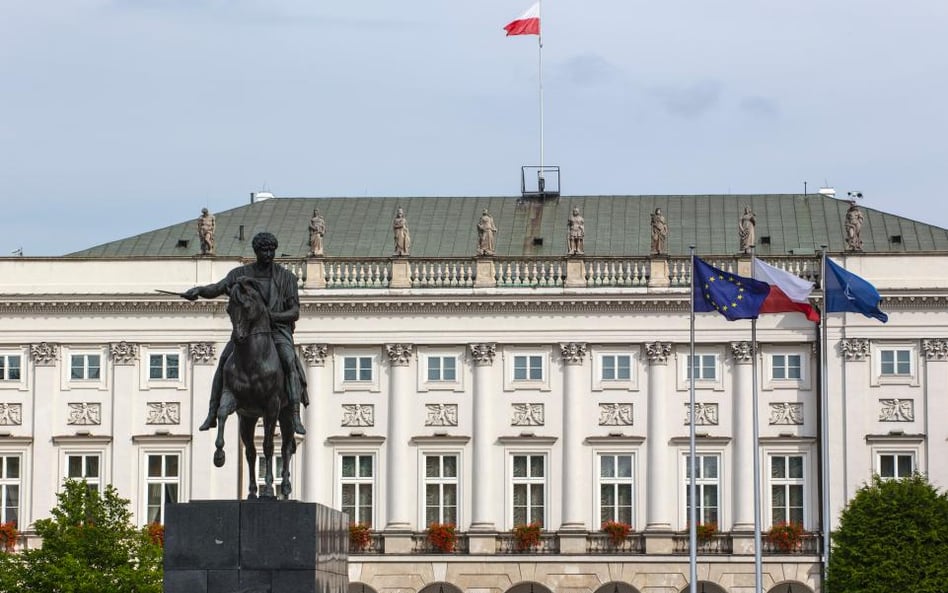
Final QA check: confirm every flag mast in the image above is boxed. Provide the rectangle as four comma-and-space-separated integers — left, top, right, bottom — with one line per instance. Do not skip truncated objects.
688, 247, 698, 593
537, 0, 545, 190
819, 245, 831, 580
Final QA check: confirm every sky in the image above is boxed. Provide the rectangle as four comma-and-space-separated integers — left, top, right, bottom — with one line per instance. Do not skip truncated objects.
2, 0, 947, 256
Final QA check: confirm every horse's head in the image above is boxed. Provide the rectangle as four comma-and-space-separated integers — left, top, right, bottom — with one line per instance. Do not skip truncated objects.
227, 277, 269, 342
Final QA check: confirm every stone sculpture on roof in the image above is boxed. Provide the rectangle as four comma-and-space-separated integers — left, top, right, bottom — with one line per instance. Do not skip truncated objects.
477, 208, 497, 256
845, 201, 864, 251
308, 208, 327, 256
197, 208, 215, 256
738, 205, 756, 254
392, 207, 411, 256
567, 207, 585, 255
650, 208, 668, 255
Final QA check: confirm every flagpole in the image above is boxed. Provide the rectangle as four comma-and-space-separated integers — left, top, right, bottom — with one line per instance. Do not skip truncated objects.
688, 246, 698, 593
537, 0, 545, 189
751, 317, 763, 593
819, 245, 831, 581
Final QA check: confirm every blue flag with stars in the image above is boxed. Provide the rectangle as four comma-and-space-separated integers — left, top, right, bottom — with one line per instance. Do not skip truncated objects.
692, 256, 771, 320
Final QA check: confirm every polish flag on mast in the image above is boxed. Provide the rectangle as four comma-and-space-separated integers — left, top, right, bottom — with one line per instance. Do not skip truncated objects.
752, 258, 821, 322
504, 2, 540, 36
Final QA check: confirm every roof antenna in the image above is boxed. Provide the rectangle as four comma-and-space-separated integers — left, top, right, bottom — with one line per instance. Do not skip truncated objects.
11, 247, 23, 257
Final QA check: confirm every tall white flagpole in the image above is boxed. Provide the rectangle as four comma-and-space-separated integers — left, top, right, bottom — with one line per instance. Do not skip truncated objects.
537, 0, 545, 189
751, 318, 763, 593
820, 245, 831, 580
688, 247, 698, 593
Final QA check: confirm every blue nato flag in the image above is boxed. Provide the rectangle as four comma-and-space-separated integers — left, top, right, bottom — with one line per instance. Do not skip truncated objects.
692, 256, 770, 321
824, 257, 888, 323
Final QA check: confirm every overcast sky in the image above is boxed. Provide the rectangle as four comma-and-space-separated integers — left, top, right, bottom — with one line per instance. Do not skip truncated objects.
2, 0, 946, 256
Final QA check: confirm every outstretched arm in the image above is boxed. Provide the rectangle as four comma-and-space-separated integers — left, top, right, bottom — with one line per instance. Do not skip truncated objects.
182, 277, 230, 301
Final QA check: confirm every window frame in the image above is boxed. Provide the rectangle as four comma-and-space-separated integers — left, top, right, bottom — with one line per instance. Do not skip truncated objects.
596, 452, 635, 527
870, 342, 919, 387
676, 348, 725, 392
503, 347, 551, 392
876, 451, 916, 479
138, 446, 187, 526
0, 348, 28, 392
0, 451, 26, 526
140, 346, 188, 391
417, 348, 464, 392
591, 347, 639, 392
420, 452, 461, 527
61, 346, 109, 391
63, 451, 105, 492
762, 346, 811, 391
338, 451, 377, 527
678, 449, 725, 529
767, 453, 806, 528
508, 451, 549, 529
334, 349, 381, 393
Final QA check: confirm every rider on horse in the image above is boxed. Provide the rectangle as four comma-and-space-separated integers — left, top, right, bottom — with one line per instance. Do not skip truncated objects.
183, 232, 307, 435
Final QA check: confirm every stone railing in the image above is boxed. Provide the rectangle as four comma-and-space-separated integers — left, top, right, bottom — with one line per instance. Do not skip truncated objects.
586, 532, 646, 554
349, 532, 385, 555
496, 532, 560, 554
410, 532, 471, 554
672, 532, 734, 555
761, 532, 822, 555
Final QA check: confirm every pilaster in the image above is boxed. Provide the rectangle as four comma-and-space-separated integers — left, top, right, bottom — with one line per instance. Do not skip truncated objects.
384, 343, 413, 531
301, 344, 329, 503
469, 343, 498, 533
559, 342, 587, 530
645, 341, 672, 532
110, 342, 138, 498
730, 341, 756, 532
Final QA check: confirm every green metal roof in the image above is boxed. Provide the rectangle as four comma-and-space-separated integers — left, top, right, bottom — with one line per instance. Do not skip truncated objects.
67, 194, 948, 258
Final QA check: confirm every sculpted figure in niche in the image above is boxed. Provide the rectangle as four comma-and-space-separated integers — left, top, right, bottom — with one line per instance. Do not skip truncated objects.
567, 206, 585, 255
650, 208, 668, 255
308, 208, 327, 256
197, 208, 216, 256
392, 207, 411, 256
477, 208, 497, 256
845, 201, 864, 251
738, 205, 756, 254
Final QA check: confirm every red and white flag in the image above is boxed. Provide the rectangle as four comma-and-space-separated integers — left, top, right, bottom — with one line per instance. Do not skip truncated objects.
504, 3, 540, 36
752, 258, 820, 322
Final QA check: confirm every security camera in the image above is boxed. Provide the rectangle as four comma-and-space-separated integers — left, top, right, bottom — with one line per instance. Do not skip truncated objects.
847, 191, 863, 199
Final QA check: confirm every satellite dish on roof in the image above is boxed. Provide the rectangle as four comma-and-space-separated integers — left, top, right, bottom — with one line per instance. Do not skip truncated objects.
250, 191, 275, 203
817, 187, 836, 197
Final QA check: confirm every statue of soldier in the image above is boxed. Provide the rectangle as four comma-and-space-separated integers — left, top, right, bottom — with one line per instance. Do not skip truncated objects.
183, 232, 307, 434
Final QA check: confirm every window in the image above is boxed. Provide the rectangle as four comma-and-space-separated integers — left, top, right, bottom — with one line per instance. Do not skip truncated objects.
426, 356, 457, 382
0, 455, 20, 525
772, 354, 802, 380
513, 355, 543, 381
684, 454, 719, 525
424, 454, 458, 525
770, 455, 804, 525
878, 453, 914, 479
0, 355, 20, 381
67, 454, 101, 492
601, 355, 631, 381
880, 349, 911, 376
343, 357, 373, 382
599, 454, 633, 525
341, 454, 374, 526
686, 355, 716, 381
512, 454, 545, 526
149, 354, 180, 380
71, 354, 101, 380
145, 454, 179, 524
256, 454, 284, 490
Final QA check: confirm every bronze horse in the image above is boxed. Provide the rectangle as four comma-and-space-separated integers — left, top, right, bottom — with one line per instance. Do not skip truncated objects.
213, 277, 296, 499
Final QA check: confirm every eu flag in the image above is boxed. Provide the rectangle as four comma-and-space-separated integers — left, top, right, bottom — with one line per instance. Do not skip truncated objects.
693, 256, 771, 320
824, 257, 888, 323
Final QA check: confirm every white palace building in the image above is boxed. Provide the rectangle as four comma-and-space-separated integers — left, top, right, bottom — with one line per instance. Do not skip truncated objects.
2, 192, 947, 593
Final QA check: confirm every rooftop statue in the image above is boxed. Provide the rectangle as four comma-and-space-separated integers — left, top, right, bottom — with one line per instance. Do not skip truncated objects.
393, 207, 411, 256
477, 208, 497, 256
197, 208, 216, 256
845, 201, 864, 251
567, 207, 585, 255
738, 205, 756, 254
309, 208, 327, 256
651, 208, 668, 255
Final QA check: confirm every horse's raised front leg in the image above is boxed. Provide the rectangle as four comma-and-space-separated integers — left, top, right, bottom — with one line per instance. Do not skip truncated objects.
239, 415, 259, 500
259, 415, 277, 499
213, 391, 238, 468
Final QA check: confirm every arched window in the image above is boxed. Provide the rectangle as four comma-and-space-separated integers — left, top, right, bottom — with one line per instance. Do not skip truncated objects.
348, 583, 379, 593
593, 582, 641, 593
766, 583, 814, 593
506, 581, 554, 593
678, 583, 728, 593
418, 583, 464, 593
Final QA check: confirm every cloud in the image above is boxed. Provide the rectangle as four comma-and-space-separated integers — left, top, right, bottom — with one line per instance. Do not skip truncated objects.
652, 80, 722, 118
555, 54, 620, 87
739, 95, 780, 118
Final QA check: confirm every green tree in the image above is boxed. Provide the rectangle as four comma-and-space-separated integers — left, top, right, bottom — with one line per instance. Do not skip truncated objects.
826, 473, 948, 593
0, 480, 162, 593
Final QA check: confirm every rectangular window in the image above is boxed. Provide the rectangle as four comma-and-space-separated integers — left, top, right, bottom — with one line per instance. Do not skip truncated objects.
880, 350, 911, 376
684, 454, 719, 525
341, 454, 374, 525
0, 355, 21, 381
512, 454, 545, 526
0, 455, 20, 525
599, 454, 633, 525
513, 355, 543, 381
424, 454, 458, 525
71, 354, 101, 380
686, 355, 716, 381
343, 357, 373, 382
145, 454, 179, 524
67, 454, 101, 492
427, 357, 457, 382
770, 455, 804, 525
256, 454, 284, 490
879, 453, 914, 479
772, 354, 802, 380
601, 355, 632, 381
149, 354, 180, 380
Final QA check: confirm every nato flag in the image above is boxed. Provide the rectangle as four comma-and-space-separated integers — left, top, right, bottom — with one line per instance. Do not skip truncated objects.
692, 256, 771, 321
824, 257, 888, 322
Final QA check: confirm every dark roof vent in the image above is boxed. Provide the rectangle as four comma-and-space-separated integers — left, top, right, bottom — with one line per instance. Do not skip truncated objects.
760, 236, 771, 245
175, 239, 189, 249
890, 235, 902, 244
533, 237, 544, 246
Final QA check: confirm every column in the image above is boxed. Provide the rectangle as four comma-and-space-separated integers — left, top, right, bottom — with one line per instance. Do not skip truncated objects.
29, 343, 59, 527
469, 343, 497, 532
384, 343, 413, 531
560, 342, 587, 530
730, 341, 756, 532
300, 344, 329, 503
109, 342, 138, 499
645, 341, 673, 531
923, 339, 948, 487
189, 342, 233, 499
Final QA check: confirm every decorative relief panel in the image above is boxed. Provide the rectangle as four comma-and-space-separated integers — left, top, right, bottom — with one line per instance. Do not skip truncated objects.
110, 341, 139, 365
470, 343, 496, 366
30, 342, 59, 366
425, 404, 458, 427
559, 342, 587, 365
511, 403, 544, 426
146, 402, 180, 425
0, 403, 22, 425
922, 339, 948, 361
342, 404, 375, 427
645, 342, 671, 365
684, 403, 719, 426
385, 343, 414, 367
879, 399, 914, 422
598, 403, 633, 426
67, 403, 101, 425
189, 342, 216, 364
769, 402, 804, 425
301, 344, 329, 366
840, 338, 870, 361
730, 341, 755, 364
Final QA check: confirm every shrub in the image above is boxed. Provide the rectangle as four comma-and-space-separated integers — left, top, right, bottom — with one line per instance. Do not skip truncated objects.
426, 523, 457, 553
512, 521, 542, 551
601, 520, 631, 546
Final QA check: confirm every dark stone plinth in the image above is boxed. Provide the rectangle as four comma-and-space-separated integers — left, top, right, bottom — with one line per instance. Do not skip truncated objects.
164, 500, 348, 593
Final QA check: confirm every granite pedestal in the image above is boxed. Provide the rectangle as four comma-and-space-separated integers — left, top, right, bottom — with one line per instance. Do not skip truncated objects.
164, 500, 348, 593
